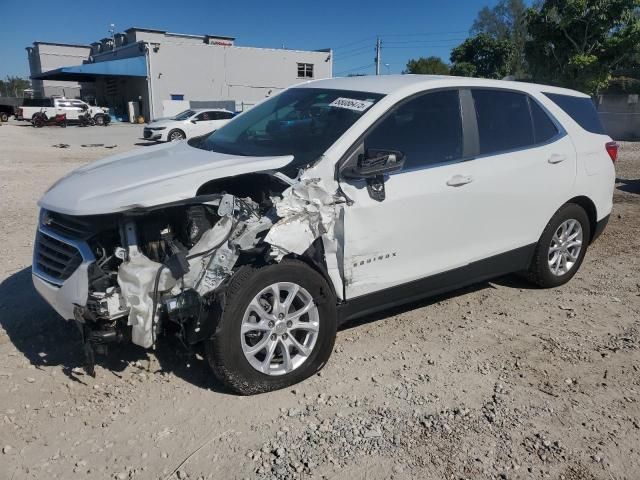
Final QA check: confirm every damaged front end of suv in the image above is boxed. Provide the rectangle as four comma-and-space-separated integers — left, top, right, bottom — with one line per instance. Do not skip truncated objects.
32, 86, 384, 392
33, 171, 343, 376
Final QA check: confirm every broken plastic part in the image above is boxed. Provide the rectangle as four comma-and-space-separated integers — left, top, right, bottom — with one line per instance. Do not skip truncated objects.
118, 247, 177, 348
265, 178, 344, 261
116, 179, 346, 349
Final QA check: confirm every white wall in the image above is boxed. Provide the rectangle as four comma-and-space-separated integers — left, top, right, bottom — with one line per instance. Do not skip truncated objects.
28, 43, 91, 98
161, 99, 190, 118
148, 43, 332, 118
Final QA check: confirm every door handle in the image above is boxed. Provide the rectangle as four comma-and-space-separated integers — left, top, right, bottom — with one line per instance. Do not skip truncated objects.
548, 154, 567, 164
446, 174, 473, 187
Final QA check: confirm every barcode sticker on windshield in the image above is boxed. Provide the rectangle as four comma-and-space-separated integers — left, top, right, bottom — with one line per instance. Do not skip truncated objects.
328, 97, 374, 112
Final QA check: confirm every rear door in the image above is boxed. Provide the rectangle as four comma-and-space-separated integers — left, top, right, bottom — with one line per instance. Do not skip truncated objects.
56, 100, 82, 120
213, 110, 234, 129
461, 89, 578, 258
192, 111, 226, 136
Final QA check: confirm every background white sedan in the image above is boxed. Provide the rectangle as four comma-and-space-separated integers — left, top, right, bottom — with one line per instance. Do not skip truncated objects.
143, 108, 234, 142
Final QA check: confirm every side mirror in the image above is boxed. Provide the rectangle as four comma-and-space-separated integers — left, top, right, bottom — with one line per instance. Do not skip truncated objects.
190, 119, 197, 124
342, 149, 405, 179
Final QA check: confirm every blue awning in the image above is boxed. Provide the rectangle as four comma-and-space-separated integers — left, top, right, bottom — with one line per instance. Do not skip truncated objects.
32, 56, 147, 82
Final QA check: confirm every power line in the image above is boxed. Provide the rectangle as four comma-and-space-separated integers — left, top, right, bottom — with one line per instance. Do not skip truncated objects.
383, 38, 466, 45
331, 36, 376, 51
380, 30, 468, 37
383, 42, 462, 50
335, 63, 375, 76
334, 44, 372, 56
331, 30, 468, 51
333, 49, 373, 62
333, 45, 373, 60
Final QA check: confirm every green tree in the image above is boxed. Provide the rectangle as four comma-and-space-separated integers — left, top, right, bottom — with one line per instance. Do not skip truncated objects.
450, 34, 514, 79
404, 56, 450, 75
471, 0, 528, 76
0, 76, 31, 97
450, 62, 477, 77
525, 0, 640, 94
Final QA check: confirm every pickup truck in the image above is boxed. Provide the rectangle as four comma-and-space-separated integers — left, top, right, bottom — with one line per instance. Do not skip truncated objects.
0, 104, 15, 122
17, 97, 110, 125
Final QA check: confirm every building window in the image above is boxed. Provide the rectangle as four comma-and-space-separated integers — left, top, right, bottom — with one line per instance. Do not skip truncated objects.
171, 94, 185, 101
297, 63, 314, 78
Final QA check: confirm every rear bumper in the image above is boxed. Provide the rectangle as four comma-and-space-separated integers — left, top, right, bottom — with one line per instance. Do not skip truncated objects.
592, 214, 610, 243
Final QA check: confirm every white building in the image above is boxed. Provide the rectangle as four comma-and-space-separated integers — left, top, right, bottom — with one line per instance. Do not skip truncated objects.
28, 27, 333, 121
26, 42, 92, 99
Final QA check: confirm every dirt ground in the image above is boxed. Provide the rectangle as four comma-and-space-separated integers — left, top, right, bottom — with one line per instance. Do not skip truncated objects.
0, 120, 639, 480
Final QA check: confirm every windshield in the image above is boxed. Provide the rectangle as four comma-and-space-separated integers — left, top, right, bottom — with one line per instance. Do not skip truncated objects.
194, 88, 384, 169
173, 109, 196, 121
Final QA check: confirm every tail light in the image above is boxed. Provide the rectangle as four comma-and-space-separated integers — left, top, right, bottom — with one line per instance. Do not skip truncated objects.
605, 141, 618, 163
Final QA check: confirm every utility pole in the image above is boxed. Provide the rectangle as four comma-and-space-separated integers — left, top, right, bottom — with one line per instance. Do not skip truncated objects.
109, 23, 116, 49
375, 37, 381, 75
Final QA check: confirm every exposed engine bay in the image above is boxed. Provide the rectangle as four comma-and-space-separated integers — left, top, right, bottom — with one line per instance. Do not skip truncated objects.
34, 172, 344, 375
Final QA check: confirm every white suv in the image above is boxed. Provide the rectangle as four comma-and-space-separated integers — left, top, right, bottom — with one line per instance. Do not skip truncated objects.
33, 75, 615, 394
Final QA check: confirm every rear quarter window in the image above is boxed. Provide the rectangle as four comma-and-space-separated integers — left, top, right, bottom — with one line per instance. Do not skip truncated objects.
543, 93, 604, 134
530, 99, 559, 144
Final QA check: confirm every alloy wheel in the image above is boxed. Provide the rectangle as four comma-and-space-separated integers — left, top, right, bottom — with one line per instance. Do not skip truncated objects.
548, 219, 583, 276
169, 131, 184, 141
240, 282, 319, 376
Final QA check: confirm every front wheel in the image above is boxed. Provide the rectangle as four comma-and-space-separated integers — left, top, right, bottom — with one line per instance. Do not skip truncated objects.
205, 260, 337, 395
168, 129, 186, 142
0, 112, 8, 122
526, 203, 591, 288
94, 114, 105, 126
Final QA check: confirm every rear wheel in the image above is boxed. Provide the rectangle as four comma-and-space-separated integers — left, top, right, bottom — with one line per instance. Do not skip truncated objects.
0, 112, 8, 122
205, 260, 337, 395
526, 203, 591, 288
168, 129, 185, 142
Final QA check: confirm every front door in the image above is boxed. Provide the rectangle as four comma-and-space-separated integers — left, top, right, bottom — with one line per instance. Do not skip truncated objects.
339, 89, 481, 299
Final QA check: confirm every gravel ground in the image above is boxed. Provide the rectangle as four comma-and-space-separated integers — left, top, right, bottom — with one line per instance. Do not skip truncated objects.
0, 121, 639, 480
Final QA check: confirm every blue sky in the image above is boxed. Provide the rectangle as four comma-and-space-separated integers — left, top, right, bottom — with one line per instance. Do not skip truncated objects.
0, 0, 500, 79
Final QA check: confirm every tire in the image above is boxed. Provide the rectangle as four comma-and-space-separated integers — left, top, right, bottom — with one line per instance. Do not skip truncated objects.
526, 203, 591, 288
0, 112, 8, 122
205, 260, 337, 395
94, 114, 105, 126
168, 129, 186, 142
33, 117, 44, 128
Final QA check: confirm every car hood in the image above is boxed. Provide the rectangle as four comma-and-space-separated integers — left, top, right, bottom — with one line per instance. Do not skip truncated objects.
39, 141, 294, 216
146, 118, 179, 128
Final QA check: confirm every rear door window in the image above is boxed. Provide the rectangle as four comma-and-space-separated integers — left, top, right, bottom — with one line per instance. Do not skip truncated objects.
196, 112, 214, 121
543, 93, 604, 134
365, 89, 464, 169
472, 90, 534, 155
